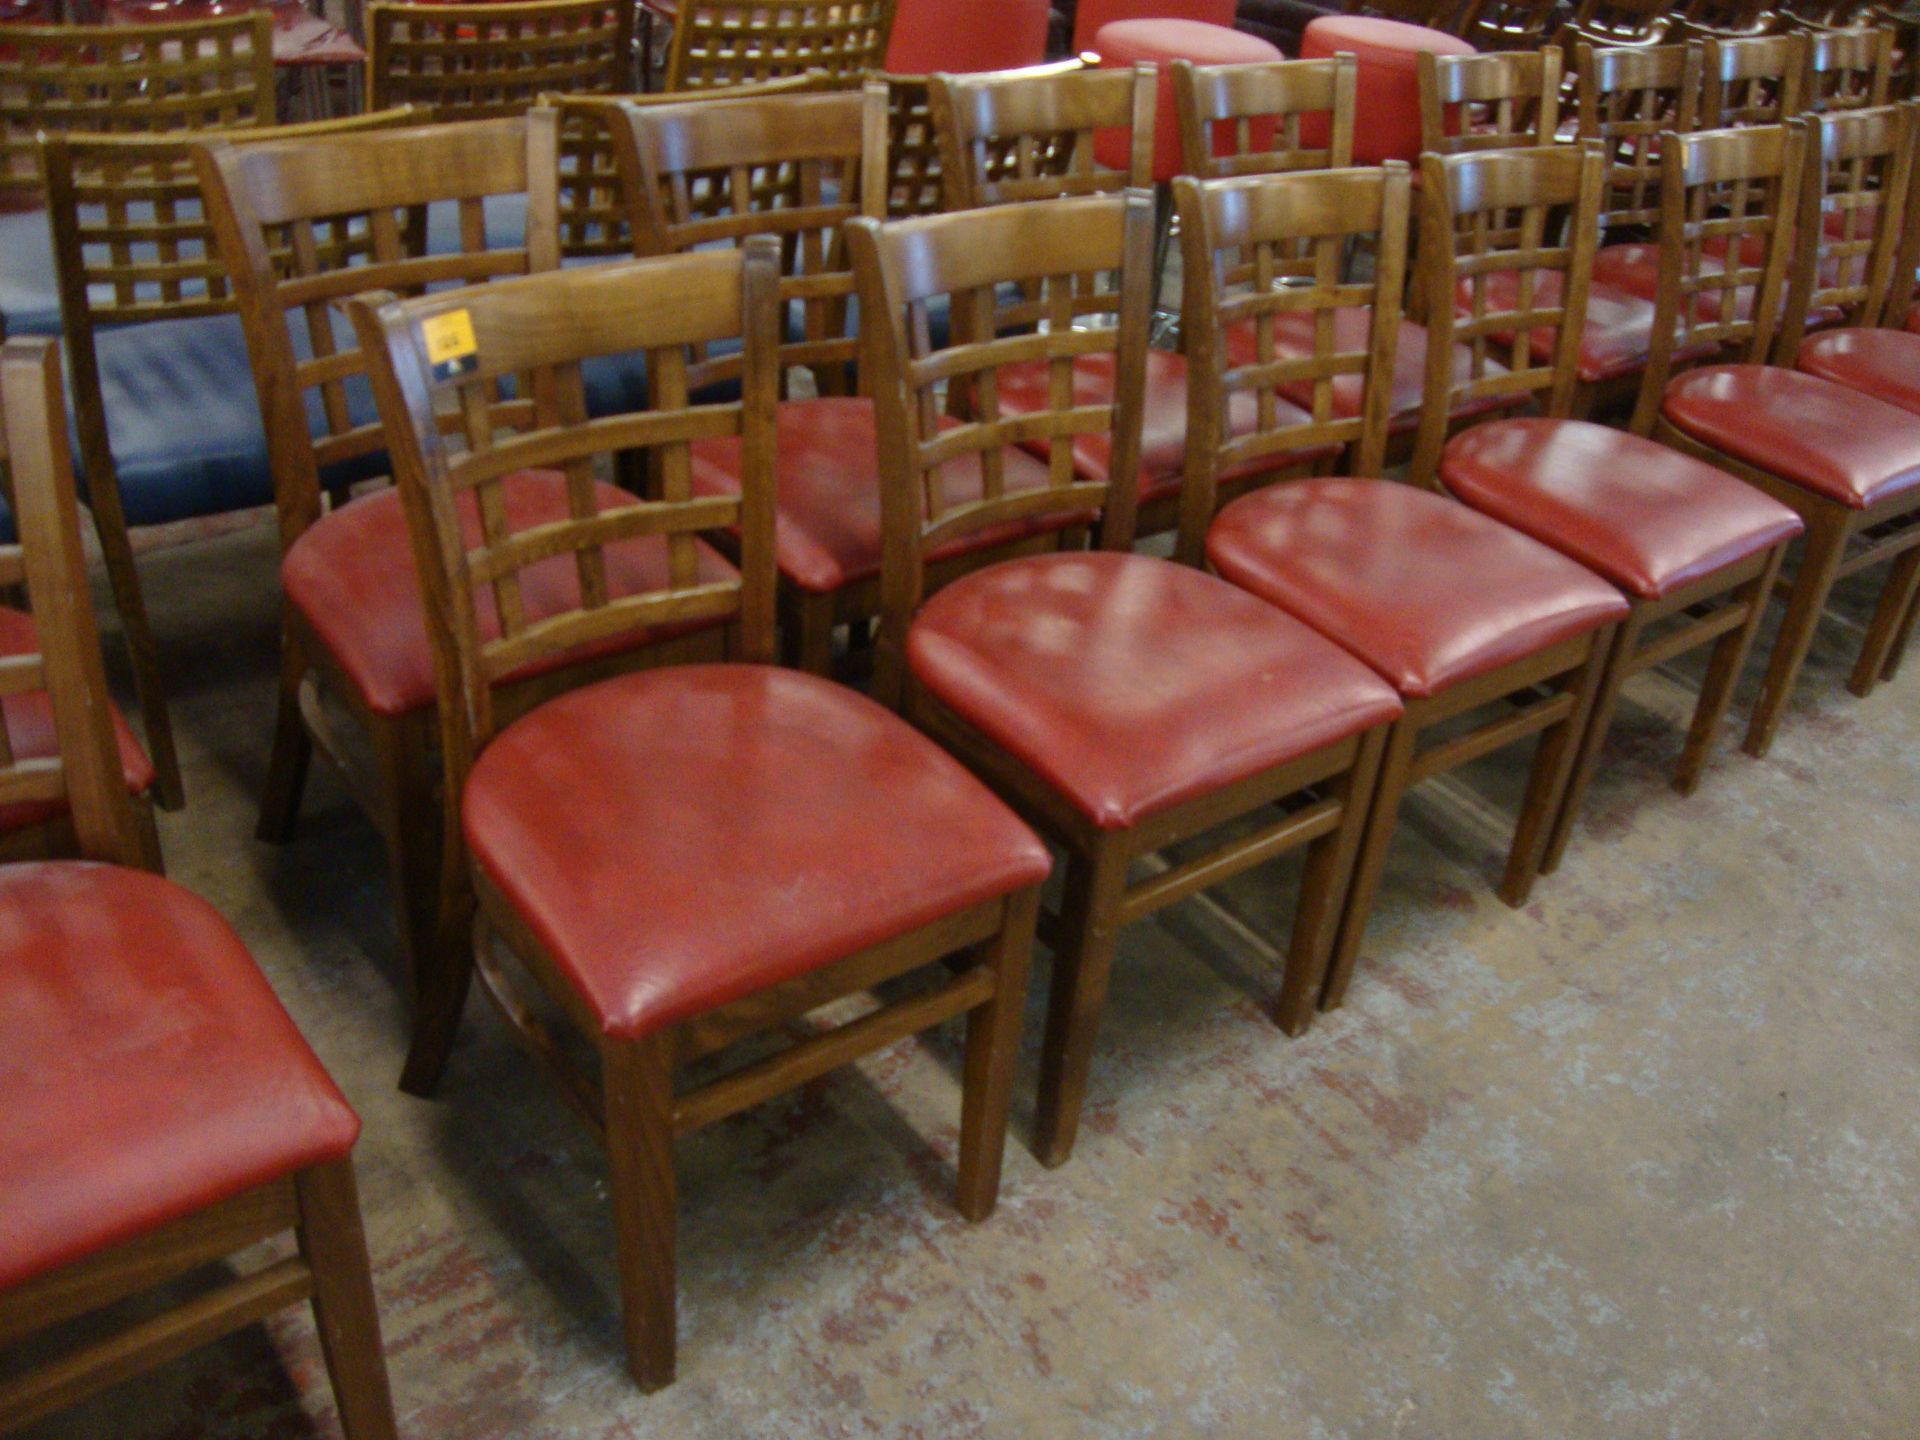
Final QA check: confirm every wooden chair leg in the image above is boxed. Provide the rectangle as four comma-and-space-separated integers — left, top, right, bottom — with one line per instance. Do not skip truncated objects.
1848, 543, 1920, 698
131, 795, 164, 875
1745, 514, 1849, 758
84, 473, 183, 810
1031, 835, 1131, 1169
257, 628, 314, 844
397, 877, 476, 1098
1273, 726, 1387, 1036
369, 712, 441, 1007
1673, 546, 1784, 797
1504, 628, 1614, 903
789, 590, 837, 676
602, 1034, 678, 1393
1319, 715, 1419, 1015
1880, 574, 1920, 682
1540, 620, 1634, 876
954, 886, 1040, 1221
293, 1159, 398, 1440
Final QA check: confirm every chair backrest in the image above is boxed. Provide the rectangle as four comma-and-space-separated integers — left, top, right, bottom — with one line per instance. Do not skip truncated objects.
1627, 121, 1807, 431
366, 0, 633, 121
1565, 0, 1673, 44
929, 63, 1155, 208
1171, 55, 1357, 179
549, 72, 832, 256
1680, 0, 1775, 33
1702, 33, 1810, 126
1171, 164, 1411, 563
348, 242, 782, 771
1455, 0, 1565, 52
1408, 144, 1607, 482
1777, 101, 1913, 359
0, 338, 144, 867
1417, 48, 1564, 157
611, 84, 886, 394
886, 58, 1087, 218
1575, 41, 1702, 236
663, 0, 896, 91
1802, 23, 1894, 112
197, 114, 561, 555
0, 13, 273, 206
847, 190, 1154, 703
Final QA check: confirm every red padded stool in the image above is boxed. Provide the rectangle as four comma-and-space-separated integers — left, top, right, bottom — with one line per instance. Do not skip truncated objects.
887, 0, 1049, 73
1093, 18, 1285, 179
1074, 0, 1234, 53
1300, 15, 1474, 164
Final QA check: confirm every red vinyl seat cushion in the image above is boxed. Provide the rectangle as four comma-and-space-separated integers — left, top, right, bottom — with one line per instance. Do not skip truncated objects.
1226, 309, 1524, 431
1663, 364, 1920, 510
1591, 241, 1844, 327
0, 608, 154, 835
1441, 418, 1804, 599
462, 664, 1051, 1040
1457, 270, 1720, 384
1091, 19, 1283, 181
1207, 478, 1629, 697
907, 550, 1404, 830
283, 471, 735, 718
0, 862, 359, 1292
689, 397, 1079, 595
1795, 327, 1920, 418
993, 350, 1337, 506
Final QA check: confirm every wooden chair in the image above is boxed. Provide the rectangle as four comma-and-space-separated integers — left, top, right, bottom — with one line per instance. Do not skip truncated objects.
850, 190, 1403, 1157
1453, 0, 1564, 51
1176, 159, 1629, 1020
1416, 47, 1563, 158
366, 0, 634, 120
661, 0, 895, 90
0, 336, 397, 1440
1170, 52, 1357, 179
1681, 0, 1780, 35
1562, 0, 1674, 45
348, 242, 1047, 1389
0, 12, 273, 207
1702, 32, 1810, 125
196, 115, 574, 1071
36, 110, 420, 815
1801, 22, 1894, 111
888, 59, 1087, 219
1421, 146, 1805, 866
1639, 121, 1920, 752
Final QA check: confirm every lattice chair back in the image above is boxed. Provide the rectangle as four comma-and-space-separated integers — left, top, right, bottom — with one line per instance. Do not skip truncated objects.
366, 0, 634, 121
663, 0, 896, 91
1702, 33, 1810, 126
929, 63, 1155, 209
1574, 41, 1702, 238
1171, 54, 1358, 180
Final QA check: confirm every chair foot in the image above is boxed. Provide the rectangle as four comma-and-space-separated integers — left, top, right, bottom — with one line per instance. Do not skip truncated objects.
257, 651, 314, 845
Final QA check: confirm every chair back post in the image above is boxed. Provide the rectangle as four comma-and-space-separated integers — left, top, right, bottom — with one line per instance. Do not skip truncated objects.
848, 189, 1155, 708
928, 63, 1156, 209
1702, 32, 1810, 125
1630, 119, 1808, 432
662, 0, 897, 91
1777, 100, 1913, 361
0, 339, 144, 868
1171, 162, 1411, 566
1575, 41, 1703, 238
197, 113, 561, 557
1171, 54, 1358, 179
346, 239, 784, 787
1409, 143, 1606, 484
1885, 100, 1920, 325
1417, 47, 1564, 157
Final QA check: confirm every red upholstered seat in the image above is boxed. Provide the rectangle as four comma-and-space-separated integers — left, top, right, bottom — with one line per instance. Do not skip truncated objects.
1591, 240, 1842, 326
1299, 16, 1473, 164
1074, 0, 1234, 53
1458, 270, 1719, 384
907, 550, 1403, 830
0, 862, 359, 1292
886, 0, 1047, 72
1795, 327, 1920, 417
463, 665, 1051, 1040
1091, 18, 1283, 181
0, 608, 154, 834
993, 350, 1335, 505
283, 471, 736, 718
1440, 418, 1804, 599
689, 397, 1075, 595
1663, 365, 1920, 510
1226, 309, 1523, 431
1206, 479, 1629, 697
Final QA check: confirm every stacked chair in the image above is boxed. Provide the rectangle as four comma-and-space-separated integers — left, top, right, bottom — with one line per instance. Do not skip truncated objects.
11, 1, 1920, 1417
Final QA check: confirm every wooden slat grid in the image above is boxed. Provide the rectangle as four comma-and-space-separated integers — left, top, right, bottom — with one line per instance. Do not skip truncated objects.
1576, 42, 1699, 235
664, 0, 893, 91
0, 13, 272, 203
368, 0, 633, 121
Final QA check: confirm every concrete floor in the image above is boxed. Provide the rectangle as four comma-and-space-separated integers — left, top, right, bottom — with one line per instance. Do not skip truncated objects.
18, 515, 1920, 1439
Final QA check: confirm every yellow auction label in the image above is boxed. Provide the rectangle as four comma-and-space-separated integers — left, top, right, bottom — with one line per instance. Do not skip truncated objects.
422, 308, 479, 382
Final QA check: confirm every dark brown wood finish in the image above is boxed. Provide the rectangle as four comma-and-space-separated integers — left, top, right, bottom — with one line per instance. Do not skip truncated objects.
1701, 31, 1810, 124
0, 337, 396, 1440
367, 0, 634, 120
662, 0, 895, 91
851, 190, 1394, 1155
1801, 22, 1894, 111
929, 62, 1155, 210
1171, 54, 1358, 180
349, 241, 1041, 1388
